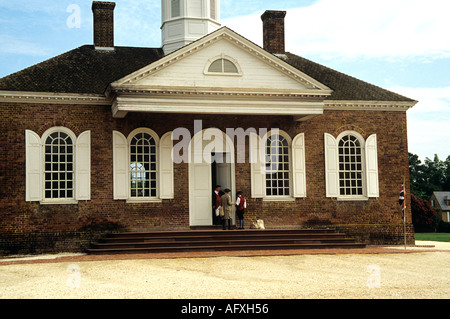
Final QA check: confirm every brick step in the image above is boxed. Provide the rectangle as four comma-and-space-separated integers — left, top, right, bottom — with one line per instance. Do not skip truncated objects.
98, 233, 350, 244
91, 237, 359, 250
105, 228, 337, 239
86, 242, 366, 255
87, 228, 366, 255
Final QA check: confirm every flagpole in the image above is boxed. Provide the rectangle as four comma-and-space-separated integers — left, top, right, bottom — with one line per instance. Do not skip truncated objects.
403, 176, 406, 250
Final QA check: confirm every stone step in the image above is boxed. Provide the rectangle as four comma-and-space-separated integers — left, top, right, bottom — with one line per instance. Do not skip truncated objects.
87, 228, 365, 255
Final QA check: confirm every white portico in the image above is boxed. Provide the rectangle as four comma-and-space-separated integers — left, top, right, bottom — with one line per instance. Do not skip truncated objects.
108, 27, 332, 121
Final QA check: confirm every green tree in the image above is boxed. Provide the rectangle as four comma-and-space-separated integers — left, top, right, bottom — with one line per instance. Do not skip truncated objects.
422, 155, 445, 196
444, 155, 450, 191
409, 153, 450, 200
409, 152, 426, 199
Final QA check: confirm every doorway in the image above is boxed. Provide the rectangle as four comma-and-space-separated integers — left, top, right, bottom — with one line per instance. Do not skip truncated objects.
211, 153, 234, 225
188, 129, 235, 226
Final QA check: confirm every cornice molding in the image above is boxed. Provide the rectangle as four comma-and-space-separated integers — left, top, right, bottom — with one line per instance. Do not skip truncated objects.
0, 91, 110, 105
0, 91, 417, 113
111, 86, 331, 100
324, 100, 417, 111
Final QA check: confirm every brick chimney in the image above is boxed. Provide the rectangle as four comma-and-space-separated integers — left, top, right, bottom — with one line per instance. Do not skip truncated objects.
261, 10, 286, 56
92, 1, 116, 49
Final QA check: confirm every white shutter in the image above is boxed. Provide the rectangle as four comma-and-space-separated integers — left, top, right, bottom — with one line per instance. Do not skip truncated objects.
25, 130, 43, 202
292, 133, 306, 198
113, 131, 128, 200
159, 132, 174, 199
250, 133, 265, 198
365, 134, 379, 198
76, 130, 91, 200
324, 133, 339, 197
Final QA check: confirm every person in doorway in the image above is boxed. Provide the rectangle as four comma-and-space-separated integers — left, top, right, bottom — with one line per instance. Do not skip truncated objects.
220, 188, 234, 230
212, 185, 222, 225
235, 191, 246, 229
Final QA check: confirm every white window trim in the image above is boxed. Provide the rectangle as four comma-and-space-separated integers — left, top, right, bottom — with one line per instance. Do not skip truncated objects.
40, 127, 78, 204
204, 54, 243, 76
126, 198, 163, 204
263, 196, 296, 202
25, 127, 91, 204
250, 130, 306, 201
127, 128, 160, 203
336, 131, 367, 201
113, 129, 174, 203
261, 129, 294, 201
325, 131, 379, 201
40, 199, 79, 205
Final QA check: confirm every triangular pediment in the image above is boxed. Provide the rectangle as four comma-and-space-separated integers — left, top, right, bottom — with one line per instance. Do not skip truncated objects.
110, 27, 332, 95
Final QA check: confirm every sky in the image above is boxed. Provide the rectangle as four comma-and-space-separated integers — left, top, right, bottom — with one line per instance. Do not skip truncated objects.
0, 0, 449, 162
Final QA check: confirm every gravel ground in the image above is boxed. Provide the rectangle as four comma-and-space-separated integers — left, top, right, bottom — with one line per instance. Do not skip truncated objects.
0, 242, 449, 299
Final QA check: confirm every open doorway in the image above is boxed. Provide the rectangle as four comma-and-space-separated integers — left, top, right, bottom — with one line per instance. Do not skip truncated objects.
211, 152, 234, 225
188, 129, 236, 227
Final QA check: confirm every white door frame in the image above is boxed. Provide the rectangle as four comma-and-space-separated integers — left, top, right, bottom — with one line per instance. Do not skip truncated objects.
188, 128, 235, 226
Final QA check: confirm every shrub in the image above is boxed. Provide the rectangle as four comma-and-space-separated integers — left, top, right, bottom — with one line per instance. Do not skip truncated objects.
438, 221, 450, 233
411, 194, 438, 232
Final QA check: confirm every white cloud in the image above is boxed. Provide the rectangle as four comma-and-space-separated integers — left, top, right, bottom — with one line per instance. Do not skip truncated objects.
114, 0, 162, 47
391, 86, 450, 160
0, 35, 51, 56
222, 0, 450, 61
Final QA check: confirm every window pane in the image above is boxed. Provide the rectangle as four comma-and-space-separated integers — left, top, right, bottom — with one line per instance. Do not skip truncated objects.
44, 131, 74, 199
208, 58, 238, 74
265, 134, 290, 197
223, 59, 238, 73
171, 0, 180, 17
130, 132, 157, 198
338, 134, 363, 197
208, 60, 222, 72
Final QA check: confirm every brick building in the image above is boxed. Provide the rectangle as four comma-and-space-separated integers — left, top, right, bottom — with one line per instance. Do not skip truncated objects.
0, 1, 417, 255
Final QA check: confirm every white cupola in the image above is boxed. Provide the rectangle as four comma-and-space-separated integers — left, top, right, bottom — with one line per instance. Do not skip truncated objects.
161, 0, 221, 55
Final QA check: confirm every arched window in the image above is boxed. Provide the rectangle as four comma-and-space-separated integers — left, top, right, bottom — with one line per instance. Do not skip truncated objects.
113, 129, 174, 202
207, 58, 239, 74
324, 131, 379, 199
26, 127, 91, 203
338, 134, 363, 196
44, 131, 74, 200
130, 131, 157, 198
265, 133, 291, 197
250, 132, 305, 199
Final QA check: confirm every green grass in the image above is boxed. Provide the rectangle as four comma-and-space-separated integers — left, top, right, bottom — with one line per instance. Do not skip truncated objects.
415, 233, 450, 242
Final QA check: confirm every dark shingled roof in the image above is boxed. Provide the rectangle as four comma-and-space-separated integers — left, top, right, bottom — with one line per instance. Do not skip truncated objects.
0, 44, 415, 102
285, 52, 415, 102
0, 45, 164, 95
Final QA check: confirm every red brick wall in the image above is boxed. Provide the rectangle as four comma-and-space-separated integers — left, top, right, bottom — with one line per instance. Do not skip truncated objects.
0, 102, 414, 254
92, 1, 115, 48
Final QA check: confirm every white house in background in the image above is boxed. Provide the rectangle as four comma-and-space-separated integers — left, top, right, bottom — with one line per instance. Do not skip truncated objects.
430, 191, 450, 222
